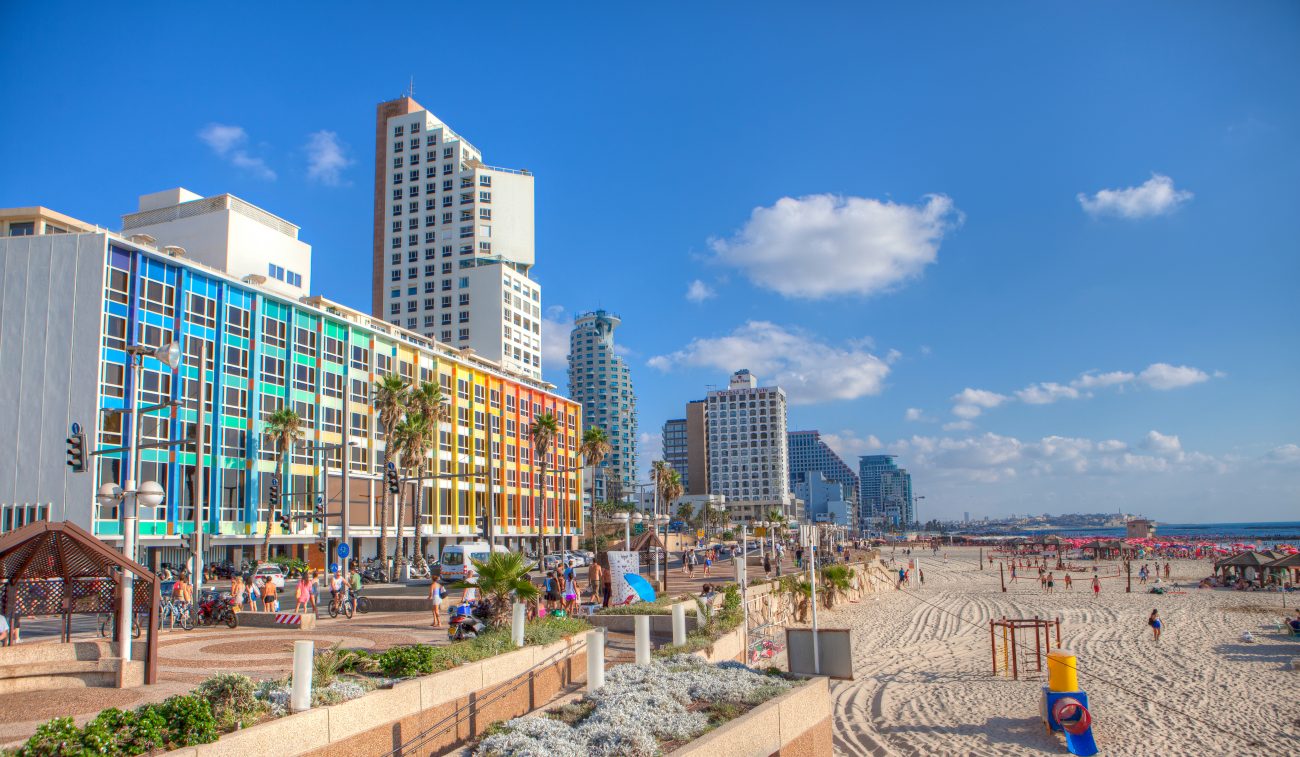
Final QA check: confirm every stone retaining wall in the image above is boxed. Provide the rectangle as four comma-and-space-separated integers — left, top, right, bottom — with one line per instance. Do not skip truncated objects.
161, 635, 587, 757
668, 676, 832, 756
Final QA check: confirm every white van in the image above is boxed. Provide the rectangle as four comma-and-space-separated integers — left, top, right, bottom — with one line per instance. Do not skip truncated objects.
439, 542, 511, 582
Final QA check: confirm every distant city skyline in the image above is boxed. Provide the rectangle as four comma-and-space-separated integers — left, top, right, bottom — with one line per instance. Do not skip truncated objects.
2, 3, 1296, 521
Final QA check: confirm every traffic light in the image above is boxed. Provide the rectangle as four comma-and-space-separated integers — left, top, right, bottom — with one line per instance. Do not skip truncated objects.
386, 465, 399, 495
268, 476, 280, 507
278, 513, 292, 531
65, 432, 87, 473
316, 541, 326, 553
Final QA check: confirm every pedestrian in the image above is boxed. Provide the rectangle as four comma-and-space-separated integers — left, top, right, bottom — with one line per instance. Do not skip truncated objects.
1046, 573, 1054, 594
231, 574, 246, 614
293, 572, 312, 614
429, 577, 444, 628
1010, 565, 1017, 582
349, 568, 362, 601
250, 575, 264, 612
763, 553, 771, 579
704, 550, 713, 577
897, 566, 906, 589
1092, 576, 1101, 596
589, 561, 604, 605
919, 569, 925, 585
1064, 573, 1072, 590
329, 571, 345, 614
307, 571, 319, 616
1148, 609, 1162, 641
563, 570, 579, 614
796, 547, 804, 569
261, 577, 277, 612
1164, 563, 1171, 580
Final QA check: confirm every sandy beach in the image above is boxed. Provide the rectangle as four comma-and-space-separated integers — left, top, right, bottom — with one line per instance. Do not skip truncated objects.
823, 546, 1298, 756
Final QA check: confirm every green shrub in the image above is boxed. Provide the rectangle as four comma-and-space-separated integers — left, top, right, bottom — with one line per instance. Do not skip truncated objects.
159, 695, 218, 747
194, 672, 266, 731
17, 717, 80, 757
80, 708, 144, 755
125, 704, 166, 754
378, 644, 438, 677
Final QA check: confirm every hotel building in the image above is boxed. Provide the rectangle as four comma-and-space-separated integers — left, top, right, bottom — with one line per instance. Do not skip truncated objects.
705, 370, 798, 523
859, 454, 914, 528
567, 310, 637, 501
0, 203, 580, 568
787, 429, 860, 527
371, 97, 542, 381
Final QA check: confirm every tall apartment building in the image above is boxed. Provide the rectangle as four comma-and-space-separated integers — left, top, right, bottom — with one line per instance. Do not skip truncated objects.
662, 418, 689, 490
567, 310, 637, 501
0, 205, 581, 568
372, 97, 542, 380
794, 471, 854, 528
787, 430, 860, 510
705, 370, 796, 522
685, 399, 709, 495
859, 454, 914, 528
122, 188, 311, 298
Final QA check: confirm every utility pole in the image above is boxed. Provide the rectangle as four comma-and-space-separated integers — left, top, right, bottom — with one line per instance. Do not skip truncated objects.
341, 388, 351, 576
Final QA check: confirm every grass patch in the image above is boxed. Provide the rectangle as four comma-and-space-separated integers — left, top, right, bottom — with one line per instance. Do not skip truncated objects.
378, 617, 591, 677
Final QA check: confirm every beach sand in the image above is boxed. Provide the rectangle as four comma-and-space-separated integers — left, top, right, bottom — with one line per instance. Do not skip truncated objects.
823, 546, 1298, 756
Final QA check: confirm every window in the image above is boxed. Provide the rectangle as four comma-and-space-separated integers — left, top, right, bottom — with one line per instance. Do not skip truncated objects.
458, 277, 468, 289
262, 317, 286, 348
479, 208, 492, 220
479, 175, 492, 186
323, 371, 343, 398
458, 328, 469, 341
479, 191, 491, 203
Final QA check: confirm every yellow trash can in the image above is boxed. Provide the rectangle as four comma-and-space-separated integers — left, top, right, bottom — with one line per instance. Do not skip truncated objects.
1046, 650, 1078, 692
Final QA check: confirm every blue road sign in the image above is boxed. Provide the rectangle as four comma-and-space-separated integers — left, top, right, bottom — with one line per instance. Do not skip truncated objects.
70, 422, 81, 435
387, 461, 396, 470
337, 543, 351, 559
329, 562, 339, 574
316, 494, 323, 505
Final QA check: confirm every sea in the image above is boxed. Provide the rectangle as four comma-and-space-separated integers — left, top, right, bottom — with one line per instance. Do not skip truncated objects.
972, 521, 1300, 542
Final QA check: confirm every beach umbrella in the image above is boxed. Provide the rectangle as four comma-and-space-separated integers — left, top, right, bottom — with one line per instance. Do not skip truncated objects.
623, 573, 656, 603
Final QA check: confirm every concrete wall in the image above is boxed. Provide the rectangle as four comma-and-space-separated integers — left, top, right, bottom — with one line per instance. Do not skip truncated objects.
160, 635, 586, 757
481, 169, 534, 269
668, 676, 832, 757
0, 232, 105, 528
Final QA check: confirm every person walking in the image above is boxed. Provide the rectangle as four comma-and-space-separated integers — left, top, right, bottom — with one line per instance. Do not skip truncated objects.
1148, 609, 1162, 641
1046, 573, 1054, 594
250, 575, 265, 612
795, 547, 804, 569
763, 553, 772, 579
1010, 565, 1017, 582
589, 561, 604, 606
429, 577, 444, 628
704, 549, 713, 577
1092, 576, 1101, 596
293, 573, 312, 615
231, 574, 246, 614
1064, 573, 1072, 590
685, 550, 696, 578
307, 571, 320, 616
897, 566, 906, 590
261, 576, 277, 612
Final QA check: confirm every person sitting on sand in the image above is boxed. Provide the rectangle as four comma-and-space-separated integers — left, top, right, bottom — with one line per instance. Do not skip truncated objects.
1288, 612, 1300, 633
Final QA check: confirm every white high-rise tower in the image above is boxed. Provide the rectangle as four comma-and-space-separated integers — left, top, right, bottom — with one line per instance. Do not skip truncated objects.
372, 97, 542, 380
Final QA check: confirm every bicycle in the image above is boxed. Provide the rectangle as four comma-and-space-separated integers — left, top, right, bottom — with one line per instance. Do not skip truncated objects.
160, 598, 194, 631
328, 590, 354, 619
98, 611, 142, 639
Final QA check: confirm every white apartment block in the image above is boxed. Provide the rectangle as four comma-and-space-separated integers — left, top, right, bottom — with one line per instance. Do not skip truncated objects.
372, 97, 541, 380
121, 188, 311, 298
705, 369, 798, 522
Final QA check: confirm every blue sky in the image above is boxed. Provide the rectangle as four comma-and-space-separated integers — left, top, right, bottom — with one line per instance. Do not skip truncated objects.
3, 2, 1297, 522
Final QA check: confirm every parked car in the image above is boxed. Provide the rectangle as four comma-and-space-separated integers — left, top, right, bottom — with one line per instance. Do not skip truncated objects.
251, 563, 285, 589
541, 551, 588, 570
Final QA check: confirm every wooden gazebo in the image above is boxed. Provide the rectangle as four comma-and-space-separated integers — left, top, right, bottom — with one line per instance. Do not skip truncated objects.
0, 520, 159, 684
599, 530, 666, 569
1082, 539, 1129, 560
1262, 553, 1300, 586
1214, 551, 1273, 585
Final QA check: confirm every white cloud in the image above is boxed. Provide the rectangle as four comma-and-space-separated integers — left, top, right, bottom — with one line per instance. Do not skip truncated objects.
1142, 430, 1183, 455
946, 362, 1217, 422
708, 193, 961, 299
1263, 444, 1300, 466
197, 123, 275, 180
198, 124, 246, 155
305, 130, 353, 186
943, 420, 974, 431
1077, 173, 1192, 219
1015, 382, 1080, 405
685, 279, 716, 303
820, 430, 882, 462
904, 408, 927, 422
648, 321, 891, 405
1138, 363, 1210, 390
951, 388, 1009, 419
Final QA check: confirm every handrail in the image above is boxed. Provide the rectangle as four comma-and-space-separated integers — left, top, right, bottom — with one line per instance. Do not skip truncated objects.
376, 636, 588, 757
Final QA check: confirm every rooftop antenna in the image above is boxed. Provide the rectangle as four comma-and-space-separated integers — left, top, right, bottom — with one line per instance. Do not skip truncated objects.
407, 76, 415, 98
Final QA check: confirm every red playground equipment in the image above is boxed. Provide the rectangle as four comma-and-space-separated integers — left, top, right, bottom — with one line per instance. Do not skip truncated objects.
990, 616, 1062, 679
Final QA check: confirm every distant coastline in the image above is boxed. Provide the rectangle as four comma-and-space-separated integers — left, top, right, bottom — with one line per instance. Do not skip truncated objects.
956, 520, 1300, 541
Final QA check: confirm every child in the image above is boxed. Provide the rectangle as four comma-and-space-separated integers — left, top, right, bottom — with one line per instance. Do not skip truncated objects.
1148, 609, 1162, 641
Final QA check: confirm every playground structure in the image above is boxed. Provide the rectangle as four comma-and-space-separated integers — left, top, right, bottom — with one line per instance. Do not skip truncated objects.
1040, 650, 1098, 756
990, 616, 1061, 680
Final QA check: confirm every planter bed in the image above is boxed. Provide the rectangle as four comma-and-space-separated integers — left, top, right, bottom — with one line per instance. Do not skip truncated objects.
472, 655, 797, 757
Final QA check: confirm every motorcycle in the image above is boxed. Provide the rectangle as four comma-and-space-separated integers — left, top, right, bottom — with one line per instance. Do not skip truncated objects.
447, 600, 490, 641
195, 591, 239, 629
359, 566, 388, 584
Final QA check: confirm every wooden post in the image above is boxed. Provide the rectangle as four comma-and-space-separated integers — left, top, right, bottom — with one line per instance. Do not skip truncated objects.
979, 547, 984, 569
1056, 617, 1061, 646
1000, 562, 1006, 592
1126, 561, 1132, 593
1010, 620, 1018, 680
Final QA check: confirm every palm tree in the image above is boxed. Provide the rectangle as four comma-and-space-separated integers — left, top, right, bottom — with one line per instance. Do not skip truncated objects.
528, 413, 559, 559
371, 374, 410, 578
447, 552, 538, 627
406, 382, 448, 569
578, 427, 611, 562
661, 470, 683, 589
392, 413, 430, 572
261, 407, 303, 563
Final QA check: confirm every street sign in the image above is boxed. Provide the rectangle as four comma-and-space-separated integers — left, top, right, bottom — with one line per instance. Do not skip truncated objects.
70, 421, 81, 435
316, 494, 323, 505
754, 527, 767, 537
387, 461, 396, 470
337, 543, 351, 559
329, 562, 339, 574
696, 529, 705, 539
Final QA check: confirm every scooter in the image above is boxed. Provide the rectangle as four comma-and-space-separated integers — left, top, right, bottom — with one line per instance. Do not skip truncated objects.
447, 601, 490, 641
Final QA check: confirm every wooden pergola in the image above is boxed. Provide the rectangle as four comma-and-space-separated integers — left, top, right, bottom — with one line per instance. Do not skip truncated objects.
1262, 553, 1300, 586
1215, 551, 1273, 586
0, 520, 160, 684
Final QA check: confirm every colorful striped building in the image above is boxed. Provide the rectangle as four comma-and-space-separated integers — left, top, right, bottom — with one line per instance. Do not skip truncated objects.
0, 207, 581, 569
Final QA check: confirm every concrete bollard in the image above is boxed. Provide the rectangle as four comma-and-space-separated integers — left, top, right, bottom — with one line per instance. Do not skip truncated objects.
635, 615, 651, 664
291, 640, 313, 712
672, 603, 687, 646
586, 628, 605, 692
512, 602, 526, 647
